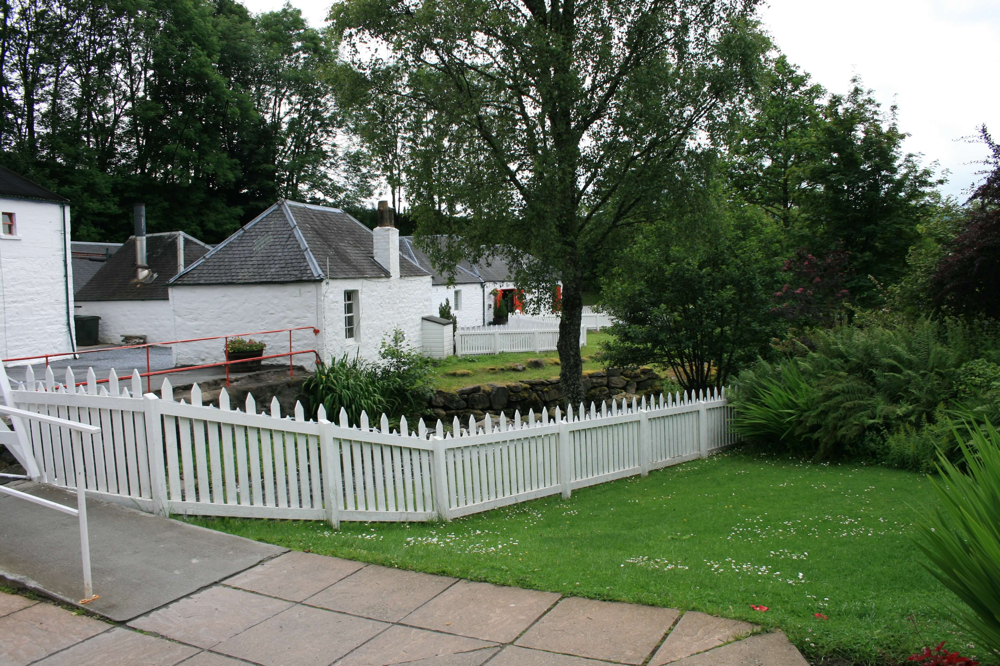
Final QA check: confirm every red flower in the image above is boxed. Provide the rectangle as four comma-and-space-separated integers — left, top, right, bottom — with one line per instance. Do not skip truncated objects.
814, 613, 828, 620
907, 641, 978, 665
750, 605, 769, 612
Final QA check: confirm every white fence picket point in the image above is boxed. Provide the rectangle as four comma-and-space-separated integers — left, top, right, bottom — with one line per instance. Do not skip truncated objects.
87, 367, 97, 395
528, 409, 535, 427
601, 401, 608, 418
435, 420, 444, 439
721, 386, 726, 399
484, 413, 492, 433
108, 369, 119, 397
499, 412, 507, 432
45, 366, 54, 391
270, 396, 281, 418
399, 414, 409, 436
513, 410, 521, 430
191, 383, 203, 407
698, 389, 704, 402
99, 386, 109, 396
452, 416, 461, 437
566, 404, 573, 423
315, 403, 326, 422
132, 370, 142, 398
122, 388, 131, 398
611, 400, 618, 416
578, 402, 585, 422
541, 407, 549, 425
294, 401, 305, 422
360, 411, 369, 432
418, 418, 427, 439
554, 406, 561, 423
65, 367, 75, 393
219, 388, 231, 411
161, 378, 173, 401
245, 392, 256, 415
25, 365, 34, 388
382, 414, 391, 434
339, 407, 349, 428
590, 402, 597, 419
632, 397, 637, 412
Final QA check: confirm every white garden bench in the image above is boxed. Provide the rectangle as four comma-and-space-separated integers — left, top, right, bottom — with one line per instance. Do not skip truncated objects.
0, 362, 100, 603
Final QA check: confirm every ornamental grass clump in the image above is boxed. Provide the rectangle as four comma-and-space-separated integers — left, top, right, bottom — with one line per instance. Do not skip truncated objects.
914, 419, 1000, 663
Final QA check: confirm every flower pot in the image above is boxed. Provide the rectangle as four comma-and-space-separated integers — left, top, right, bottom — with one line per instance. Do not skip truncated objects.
226, 349, 264, 372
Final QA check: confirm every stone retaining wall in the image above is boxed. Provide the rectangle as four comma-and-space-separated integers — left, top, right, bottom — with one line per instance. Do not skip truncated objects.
428, 367, 664, 421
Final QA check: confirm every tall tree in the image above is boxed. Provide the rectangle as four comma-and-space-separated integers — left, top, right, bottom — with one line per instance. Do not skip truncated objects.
332, 0, 767, 403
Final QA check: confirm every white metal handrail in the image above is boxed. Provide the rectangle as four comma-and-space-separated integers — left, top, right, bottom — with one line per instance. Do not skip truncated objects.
0, 394, 102, 602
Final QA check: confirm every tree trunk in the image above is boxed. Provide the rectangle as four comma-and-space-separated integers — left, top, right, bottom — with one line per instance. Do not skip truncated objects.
558, 276, 585, 406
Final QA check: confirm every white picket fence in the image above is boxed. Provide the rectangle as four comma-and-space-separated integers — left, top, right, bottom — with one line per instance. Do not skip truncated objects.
9, 365, 736, 526
456, 316, 587, 356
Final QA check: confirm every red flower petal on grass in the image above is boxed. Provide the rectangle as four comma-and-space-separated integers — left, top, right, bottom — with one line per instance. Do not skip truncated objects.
814, 613, 828, 620
750, 605, 769, 611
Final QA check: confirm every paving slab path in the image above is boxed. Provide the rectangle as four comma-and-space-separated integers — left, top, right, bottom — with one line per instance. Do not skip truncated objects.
0, 488, 809, 665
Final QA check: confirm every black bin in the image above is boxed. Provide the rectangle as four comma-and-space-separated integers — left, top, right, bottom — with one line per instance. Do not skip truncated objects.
74, 315, 101, 346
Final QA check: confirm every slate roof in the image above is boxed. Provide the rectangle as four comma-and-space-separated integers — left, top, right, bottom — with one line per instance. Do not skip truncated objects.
0, 165, 69, 203
76, 233, 210, 301
400, 235, 515, 286
72, 242, 122, 295
172, 201, 429, 286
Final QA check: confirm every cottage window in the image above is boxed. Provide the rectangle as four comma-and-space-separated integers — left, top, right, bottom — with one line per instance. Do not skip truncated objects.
344, 290, 358, 339
454, 289, 462, 311
1, 213, 14, 236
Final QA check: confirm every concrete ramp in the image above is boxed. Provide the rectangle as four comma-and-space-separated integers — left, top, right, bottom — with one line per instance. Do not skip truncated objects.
0, 482, 285, 621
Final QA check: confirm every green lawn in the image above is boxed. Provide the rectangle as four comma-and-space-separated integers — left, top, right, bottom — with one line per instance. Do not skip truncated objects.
430, 330, 621, 390
188, 451, 972, 665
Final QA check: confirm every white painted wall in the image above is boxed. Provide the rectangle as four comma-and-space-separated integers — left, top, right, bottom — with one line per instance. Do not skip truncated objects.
431, 284, 485, 328
170, 282, 321, 368
0, 198, 74, 362
319, 275, 432, 363
75, 300, 176, 345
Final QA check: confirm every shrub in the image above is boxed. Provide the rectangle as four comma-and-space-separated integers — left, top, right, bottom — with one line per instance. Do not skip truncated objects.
955, 358, 1000, 399
914, 419, 1000, 663
731, 318, 991, 463
375, 329, 434, 418
226, 337, 266, 353
297, 329, 434, 426
438, 298, 458, 330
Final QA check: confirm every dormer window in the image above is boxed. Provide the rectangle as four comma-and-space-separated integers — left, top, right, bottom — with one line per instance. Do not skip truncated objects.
2, 213, 14, 236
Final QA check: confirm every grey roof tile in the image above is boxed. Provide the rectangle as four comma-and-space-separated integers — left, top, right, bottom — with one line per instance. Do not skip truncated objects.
76, 233, 209, 301
0, 165, 68, 202
172, 201, 429, 285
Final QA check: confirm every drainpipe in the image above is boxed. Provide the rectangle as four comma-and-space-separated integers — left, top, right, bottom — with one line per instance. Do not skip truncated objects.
134, 203, 150, 281
61, 203, 77, 355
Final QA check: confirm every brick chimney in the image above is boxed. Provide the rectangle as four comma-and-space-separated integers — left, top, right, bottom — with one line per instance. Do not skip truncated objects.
372, 200, 399, 278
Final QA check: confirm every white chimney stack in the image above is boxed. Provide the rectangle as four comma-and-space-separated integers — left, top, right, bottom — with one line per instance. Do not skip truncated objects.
134, 203, 150, 281
372, 200, 399, 278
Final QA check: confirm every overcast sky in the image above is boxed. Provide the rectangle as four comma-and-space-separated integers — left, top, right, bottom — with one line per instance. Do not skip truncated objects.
243, 0, 1000, 200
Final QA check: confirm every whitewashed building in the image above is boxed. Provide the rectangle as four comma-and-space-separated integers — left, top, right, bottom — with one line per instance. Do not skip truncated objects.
0, 166, 75, 362
169, 201, 432, 368
75, 206, 210, 344
399, 236, 523, 326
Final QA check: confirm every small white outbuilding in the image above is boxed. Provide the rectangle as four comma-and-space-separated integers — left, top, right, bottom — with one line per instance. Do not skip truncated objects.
420, 315, 454, 359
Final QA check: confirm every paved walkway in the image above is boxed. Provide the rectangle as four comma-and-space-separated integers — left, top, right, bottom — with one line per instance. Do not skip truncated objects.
0, 487, 808, 665
1, 552, 808, 665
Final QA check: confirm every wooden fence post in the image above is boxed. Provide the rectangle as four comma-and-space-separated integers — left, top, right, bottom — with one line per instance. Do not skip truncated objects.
558, 419, 572, 499
432, 435, 451, 521
143, 394, 170, 517
639, 398, 650, 476
698, 399, 709, 459
318, 418, 341, 529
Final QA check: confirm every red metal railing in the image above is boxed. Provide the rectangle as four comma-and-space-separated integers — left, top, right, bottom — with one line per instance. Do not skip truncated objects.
3, 326, 321, 392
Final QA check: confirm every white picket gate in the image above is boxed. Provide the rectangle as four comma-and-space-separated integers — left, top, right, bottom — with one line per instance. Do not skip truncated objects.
10, 365, 737, 526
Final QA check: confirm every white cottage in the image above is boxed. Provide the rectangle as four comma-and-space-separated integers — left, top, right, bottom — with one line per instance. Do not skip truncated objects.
169, 200, 432, 368
399, 236, 525, 326
75, 206, 210, 344
0, 166, 75, 362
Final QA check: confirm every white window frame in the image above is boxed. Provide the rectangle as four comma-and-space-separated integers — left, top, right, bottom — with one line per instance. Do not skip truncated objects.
344, 290, 358, 340
1, 212, 15, 236
454, 289, 462, 311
